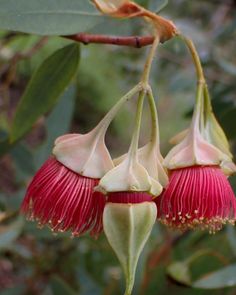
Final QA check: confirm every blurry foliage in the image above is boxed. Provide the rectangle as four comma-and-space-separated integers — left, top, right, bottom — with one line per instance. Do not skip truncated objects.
0, 0, 236, 294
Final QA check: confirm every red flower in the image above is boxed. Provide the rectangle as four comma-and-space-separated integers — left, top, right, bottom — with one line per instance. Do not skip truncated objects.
155, 166, 236, 233
21, 157, 105, 237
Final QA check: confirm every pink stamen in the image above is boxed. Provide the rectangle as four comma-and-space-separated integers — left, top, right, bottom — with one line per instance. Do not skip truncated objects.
21, 158, 105, 237
155, 166, 236, 233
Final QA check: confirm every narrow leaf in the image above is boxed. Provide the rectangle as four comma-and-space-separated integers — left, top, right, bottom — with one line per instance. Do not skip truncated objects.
193, 264, 236, 289
10, 43, 80, 142
35, 86, 76, 167
0, 286, 25, 295
0, 217, 24, 251
167, 262, 191, 286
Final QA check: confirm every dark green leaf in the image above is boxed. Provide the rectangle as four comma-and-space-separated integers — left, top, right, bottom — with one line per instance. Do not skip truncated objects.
0, 286, 25, 295
0, 130, 11, 157
0, 138, 11, 157
167, 261, 191, 286
0, 217, 24, 251
35, 86, 76, 167
10, 144, 36, 179
10, 43, 80, 142
193, 264, 236, 289
0, 0, 104, 35
226, 226, 236, 256
0, 190, 24, 212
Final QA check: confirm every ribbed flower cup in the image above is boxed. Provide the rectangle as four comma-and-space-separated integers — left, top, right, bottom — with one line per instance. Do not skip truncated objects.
155, 46, 236, 233
21, 129, 113, 237
21, 85, 141, 237
155, 165, 236, 233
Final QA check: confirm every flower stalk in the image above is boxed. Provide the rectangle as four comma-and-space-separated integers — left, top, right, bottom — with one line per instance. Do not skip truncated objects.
180, 35, 205, 84
128, 36, 160, 164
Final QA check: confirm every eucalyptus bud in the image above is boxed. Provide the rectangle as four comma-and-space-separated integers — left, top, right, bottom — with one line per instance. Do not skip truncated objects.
103, 200, 157, 295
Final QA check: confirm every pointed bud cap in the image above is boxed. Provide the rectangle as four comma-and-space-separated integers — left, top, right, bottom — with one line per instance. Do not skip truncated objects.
164, 125, 228, 170
204, 112, 232, 158
103, 202, 157, 294
220, 160, 236, 177
98, 155, 157, 194
168, 116, 236, 175
53, 130, 114, 179
114, 143, 168, 194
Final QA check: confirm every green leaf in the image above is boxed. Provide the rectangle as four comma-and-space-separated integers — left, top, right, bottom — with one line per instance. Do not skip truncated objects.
0, 190, 24, 212
11, 144, 36, 179
193, 264, 236, 289
216, 57, 236, 76
0, 217, 24, 251
226, 226, 236, 256
0, 0, 104, 35
167, 262, 191, 286
0, 139, 11, 157
50, 275, 77, 295
149, 0, 169, 12
35, 86, 76, 167
0, 130, 11, 157
0, 286, 25, 295
10, 43, 80, 142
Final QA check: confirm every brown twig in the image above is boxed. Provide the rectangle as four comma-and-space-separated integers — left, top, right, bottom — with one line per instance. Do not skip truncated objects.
64, 33, 155, 48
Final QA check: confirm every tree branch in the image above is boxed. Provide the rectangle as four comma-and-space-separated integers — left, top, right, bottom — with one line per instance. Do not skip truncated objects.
64, 33, 155, 48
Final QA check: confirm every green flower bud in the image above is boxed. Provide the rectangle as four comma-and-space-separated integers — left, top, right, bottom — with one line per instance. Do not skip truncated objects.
103, 202, 157, 295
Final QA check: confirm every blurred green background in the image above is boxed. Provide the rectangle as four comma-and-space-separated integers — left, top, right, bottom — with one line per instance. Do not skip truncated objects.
0, 0, 236, 294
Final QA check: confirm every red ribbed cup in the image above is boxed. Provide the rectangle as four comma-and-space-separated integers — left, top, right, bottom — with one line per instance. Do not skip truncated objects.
21, 157, 105, 237
155, 166, 236, 233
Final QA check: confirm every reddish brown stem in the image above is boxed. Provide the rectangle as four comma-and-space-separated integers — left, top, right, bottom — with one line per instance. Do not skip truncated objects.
64, 33, 155, 48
